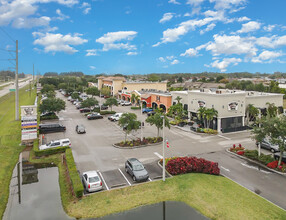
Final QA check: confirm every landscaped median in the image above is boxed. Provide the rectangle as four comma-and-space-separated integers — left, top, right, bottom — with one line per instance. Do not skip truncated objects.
113, 137, 163, 148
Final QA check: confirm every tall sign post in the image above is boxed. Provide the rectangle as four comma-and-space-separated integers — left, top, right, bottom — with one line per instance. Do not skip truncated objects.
15, 40, 19, 120
21, 105, 38, 144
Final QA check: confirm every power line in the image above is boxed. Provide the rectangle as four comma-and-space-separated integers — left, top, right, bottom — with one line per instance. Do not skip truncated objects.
0, 27, 15, 43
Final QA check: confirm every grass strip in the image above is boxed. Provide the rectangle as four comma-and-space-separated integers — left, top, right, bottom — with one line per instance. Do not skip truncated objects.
0, 86, 36, 218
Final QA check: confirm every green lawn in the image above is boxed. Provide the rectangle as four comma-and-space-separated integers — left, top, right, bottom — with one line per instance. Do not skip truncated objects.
0, 87, 36, 218
63, 173, 286, 219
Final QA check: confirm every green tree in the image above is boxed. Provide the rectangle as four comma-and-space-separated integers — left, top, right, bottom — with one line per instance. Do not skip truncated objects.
105, 97, 118, 111
147, 74, 160, 82
246, 104, 259, 125
86, 87, 100, 97
58, 83, 67, 90
252, 115, 286, 166
135, 95, 140, 106
175, 96, 182, 104
146, 113, 170, 137
197, 107, 206, 128
131, 94, 136, 104
216, 75, 225, 83
46, 90, 56, 98
71, 92, 80, 100
81, 98, 98, 108
204, 108, 218, 129
118, 113, 141, 141
101, 87, 111, 96
39, 98, 65, 113
266, 102, 278, 118
177, 76, 183, 83
41, 84, 55, 95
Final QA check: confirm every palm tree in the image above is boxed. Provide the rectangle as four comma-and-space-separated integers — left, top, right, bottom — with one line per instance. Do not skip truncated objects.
246, 104, 259, 125
146, 113, 170, 137
204, 108, 218, 129
197, 107, 206, 128
135, 95, 140, 106
131, 94, 136, 105
266, 102, 278, 118
175, 96, 182, 104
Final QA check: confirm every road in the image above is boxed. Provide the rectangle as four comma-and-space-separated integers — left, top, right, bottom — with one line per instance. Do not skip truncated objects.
45, 92, 286, 209
0, 77, 32, 98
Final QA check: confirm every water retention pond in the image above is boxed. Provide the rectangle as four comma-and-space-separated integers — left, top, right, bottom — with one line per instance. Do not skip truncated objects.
4, 161, 208, 220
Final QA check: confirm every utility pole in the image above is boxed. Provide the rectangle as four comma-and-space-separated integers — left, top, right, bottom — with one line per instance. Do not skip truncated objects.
33, 64, 34, 82
15, 40, 19, 121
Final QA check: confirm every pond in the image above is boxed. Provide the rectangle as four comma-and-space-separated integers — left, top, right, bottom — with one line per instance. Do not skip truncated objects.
92, 201, 209, 220
3, 163, 73, 220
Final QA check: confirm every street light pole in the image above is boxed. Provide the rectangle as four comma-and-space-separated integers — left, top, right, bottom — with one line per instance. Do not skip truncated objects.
141, 100, 143, 142
162, 115, 166, 182
15, 40, 19, 121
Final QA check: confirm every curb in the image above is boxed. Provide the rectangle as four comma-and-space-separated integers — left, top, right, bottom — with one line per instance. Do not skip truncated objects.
113, 142, 162, 149
226, 149, 286, 176
173, 125, 217, 136
157, 160, 173, 178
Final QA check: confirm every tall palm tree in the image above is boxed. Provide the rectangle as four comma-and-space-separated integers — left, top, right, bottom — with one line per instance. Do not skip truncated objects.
266, 102, 278, 118
131, 94, 136, 104
175, 96, 182, 104
135, 95, 140, 106
246, 104, 259, 125
204, 108, 218, 129
197, 107, 206, 128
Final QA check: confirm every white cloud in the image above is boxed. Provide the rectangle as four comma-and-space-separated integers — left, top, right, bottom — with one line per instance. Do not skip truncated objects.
210, 57, 242, 72
180, 48, 198, 57
168, 0, 181, 5
255, 35, 286, 48
251, 50, 283, 63
127, 51, 138, 56
55, 9, 69, 20
159, 13, 175, 24
209, 0, 246, 10
205, 34, 257, 56
200, 23, 216, 34
33, 32, 87, 54
86, 49, 97, 56
12, 16, 51, 28
166, 55, 175, 60
187, 0, 204, 6
81, 2, 91, 14
237, 16, 250, 22
90, 66, 96, 70
158, 57, 166, 62
237, 21, 261, 33
171, 59, 180, 65
0, 0, 79, 28
184, 12, 191, 17
96, 31, 137, 52
263, 24, 276, 32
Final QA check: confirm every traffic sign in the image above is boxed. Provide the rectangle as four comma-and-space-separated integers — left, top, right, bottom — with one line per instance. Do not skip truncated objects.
9, 89, 16, 92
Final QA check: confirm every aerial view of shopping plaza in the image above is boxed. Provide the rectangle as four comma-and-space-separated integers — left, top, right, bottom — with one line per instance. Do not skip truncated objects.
1, 0, 286, 220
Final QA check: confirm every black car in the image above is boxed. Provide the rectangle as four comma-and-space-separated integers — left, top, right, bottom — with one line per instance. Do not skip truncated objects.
87, 113, 103, 120
257, 138, 280, 153
147, 111, 156, 117
274, 152, 286, 163
125, 158, 149, 182
79, 108, 91, 113
39, 123, 66, 134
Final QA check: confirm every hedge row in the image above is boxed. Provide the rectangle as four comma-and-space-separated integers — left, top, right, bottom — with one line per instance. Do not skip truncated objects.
131, 106, 141, 110
33, 139, 68, 157
40, 115, 59, 120
166, 156, 220, 176
100, 110, 116, 115
65, 148, 84, 198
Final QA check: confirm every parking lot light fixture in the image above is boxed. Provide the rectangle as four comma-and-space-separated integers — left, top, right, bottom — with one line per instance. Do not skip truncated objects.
161, 115, 166, 182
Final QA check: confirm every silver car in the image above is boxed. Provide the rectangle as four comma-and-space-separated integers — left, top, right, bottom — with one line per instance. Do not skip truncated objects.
82, 171, 102, 193
125, 158, 149, 182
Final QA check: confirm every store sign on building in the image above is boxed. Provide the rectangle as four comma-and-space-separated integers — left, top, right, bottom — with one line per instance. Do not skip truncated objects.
228, 102, 238, 111
21, 105, 37, 142
198, 100, 206, 108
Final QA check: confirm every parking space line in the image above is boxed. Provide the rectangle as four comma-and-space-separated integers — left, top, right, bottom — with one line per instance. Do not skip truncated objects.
218, 135, 231, 140
154, 152, 163, 159
220, 166, 230, 172
118, 168, 132, 186
148, 177, 152, 182
98, 171, 109, 190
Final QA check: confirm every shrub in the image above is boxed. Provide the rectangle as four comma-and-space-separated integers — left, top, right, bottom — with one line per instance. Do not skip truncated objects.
116, 137, 162, 147
258, 154, 275, 165
203, 128, 218, 134
100, 110, 116, 115
237, 151, 245, 156
33, 139, 68, 157
40, 114, 59, 120
267, 160, 285, 169
65, 148, 84, 198
131, 106, 141, 110
170, 120, 177, 125
166, 157, 220, 176
244, 150, 258, 160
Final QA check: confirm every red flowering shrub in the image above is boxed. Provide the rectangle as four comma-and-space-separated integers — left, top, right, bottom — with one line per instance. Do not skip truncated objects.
230, 143, 245, 152
166, 157, 220, 176
237, 151, 245, 156
267, 160, 285, 169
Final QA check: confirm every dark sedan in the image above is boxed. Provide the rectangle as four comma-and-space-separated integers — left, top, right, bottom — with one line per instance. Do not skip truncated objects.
87, 113, 103, 120
256, 138, 280, 153
147, 111, 156, 117
79, 108, 91, 113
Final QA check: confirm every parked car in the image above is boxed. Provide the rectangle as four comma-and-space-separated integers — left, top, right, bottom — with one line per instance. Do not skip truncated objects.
147, 111, 156, 117
108, 113, 123, 121
125, 158, 149, 182
104, 95, 110, 99
87, 113, 103, 120
257, 138, 280, 153
82, 171, 103, 193
76, 124, 86, 134
274, 152, 286, 163
39, 123, 66, 134
117, 99, 122, 104
94, 104, 108, 110
142, 108, 153, 113
40, 112, 56, 117
39, 138, 71, 150
67, 96, 72, 101
121, 101, 132, 106
79, 108, 91, 113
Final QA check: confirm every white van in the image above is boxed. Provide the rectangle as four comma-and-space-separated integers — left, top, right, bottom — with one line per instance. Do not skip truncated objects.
110, 113, 123, 121
39, 138, 71, 150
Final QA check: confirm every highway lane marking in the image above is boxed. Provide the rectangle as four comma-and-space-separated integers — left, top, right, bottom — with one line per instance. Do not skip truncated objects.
220, 166, 230, 172
154, 152, 163, 159
118, 168, 132, 186
98, 171, 109, 190
218, 135, 231, 140
241, 163, 270, 174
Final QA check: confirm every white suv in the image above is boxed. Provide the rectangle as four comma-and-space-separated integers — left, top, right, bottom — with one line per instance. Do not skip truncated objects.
39, 138, 71, 150
109, 113, 123, 121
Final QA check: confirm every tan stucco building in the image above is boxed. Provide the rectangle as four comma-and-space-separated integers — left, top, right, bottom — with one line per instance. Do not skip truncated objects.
171, 89, 283, 133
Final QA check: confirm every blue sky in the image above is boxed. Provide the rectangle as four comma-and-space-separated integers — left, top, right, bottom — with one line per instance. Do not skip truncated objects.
1, 0, 286, 75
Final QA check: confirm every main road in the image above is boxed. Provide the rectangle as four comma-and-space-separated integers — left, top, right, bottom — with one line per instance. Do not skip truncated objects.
0, 77, 32, 98
49, 92, 286, 210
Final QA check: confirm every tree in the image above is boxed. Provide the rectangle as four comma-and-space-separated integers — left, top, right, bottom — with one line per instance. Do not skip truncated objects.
86, 87, 100, 97
81, 98, 98, 108
204, 108, 218, 129
197, 107, 206, 127
118, 113, 141, 141
41, 84, 55, 95
266, 102, 278, 118
46, 90, 56, 98
135, 95, 140, 106
216, 75, 225, 83
58, 83, 68, 90
71, 92, 80, 100
252, 115, 286, 166
39, 98, 65, 113
131, 94, 136, 104
246, 104, 259, 125
175, 96, 182, 104
146, 113, 170, 137
177, 76, 183, 83
101, 87, 111, 96
105, 97, 118, 111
